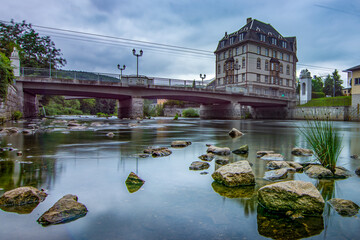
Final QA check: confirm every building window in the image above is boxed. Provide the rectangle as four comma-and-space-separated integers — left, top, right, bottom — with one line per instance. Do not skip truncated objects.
257, 58, 261, 69
272, 50, 277, 58
279, 78, 283, 85
223, 63, 226, 73
239, 33, 244, 41
229, 49, 233, 57
282, 41, 287, 48
257, 46, 261, 54
271, 63, 274, 71
280, 64, 283, 73
286, 79, 289, 86
242, 57, 246, 68
230, 37, 234, 45
242, 45, 246, 54
260, 34, 266, 42
235, 75, 238, 83
221, 41, 225, 48
271, 76, 274, 84
242, 73, 245, 82
235, 47, 238, 55
218, 64, 221, 73
286, 65, 290, 75
355, 78, 360, 85
272, 38, 277, 45
265, 75, 269, 83
257, 74, 260, 82
286, 54, 290, 61
265, 60, 269, 71
276, 63, 279, 71
280, 52, 283, 60
265, 48, 269, 56
225, 51, 228, 59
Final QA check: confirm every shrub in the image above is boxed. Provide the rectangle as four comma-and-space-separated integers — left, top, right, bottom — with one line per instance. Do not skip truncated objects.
96, 112, 107, 118
173, 113, 179, 120
300, 119, 342, 173
11, 111, 22, 121
312, 92, 325, 99
182, 108, 199, 118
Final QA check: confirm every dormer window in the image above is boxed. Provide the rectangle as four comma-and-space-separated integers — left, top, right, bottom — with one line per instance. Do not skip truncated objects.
260, 34, 266, 42
282, 41, 287, 48
272, 38, 277, 45
239, 33, 244, 41
230, 37, 234, 45
221, 41, 225, 48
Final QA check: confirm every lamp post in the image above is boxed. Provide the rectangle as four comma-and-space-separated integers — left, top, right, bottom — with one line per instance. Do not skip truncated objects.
132, 49, 143, 78
117, 64, 126, 80
200, 73, 206, 86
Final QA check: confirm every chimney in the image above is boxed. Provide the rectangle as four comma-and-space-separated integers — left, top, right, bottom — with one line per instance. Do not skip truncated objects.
247, 17, 252, 24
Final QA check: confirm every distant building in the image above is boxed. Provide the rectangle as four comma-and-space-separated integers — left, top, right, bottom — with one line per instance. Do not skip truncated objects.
214, 18, 297, 99
344, 65, 360, 106
342, 87, 351, 96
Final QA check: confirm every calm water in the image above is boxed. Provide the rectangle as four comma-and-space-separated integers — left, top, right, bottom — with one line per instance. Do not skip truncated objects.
0, 117, 359, 240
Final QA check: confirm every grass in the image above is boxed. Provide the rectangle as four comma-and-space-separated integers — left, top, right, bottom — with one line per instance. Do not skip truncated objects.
298, 96, 351, 107
300, 119, 342, 173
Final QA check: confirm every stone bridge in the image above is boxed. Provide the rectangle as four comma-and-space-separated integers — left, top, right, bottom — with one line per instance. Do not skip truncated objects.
15, 68, 295, 119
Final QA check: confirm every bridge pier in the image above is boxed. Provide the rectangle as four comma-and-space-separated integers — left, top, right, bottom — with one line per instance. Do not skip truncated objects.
118, 97, 144, 119
251, 107, 288, 119
14, 82, 39, 118
200, 102, 242, 119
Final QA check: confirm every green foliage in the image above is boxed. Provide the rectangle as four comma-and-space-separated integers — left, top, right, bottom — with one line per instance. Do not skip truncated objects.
182, 108, 199, 118
143, 99, 155, 117
79, 99, 96, 115
173, 113, 179, 120
0, 20, 66, 68
95, 99, 116, 115
163, 100, 186, 107
298, 96, 351, 107
0, 52, 14, 100
96, 112, 108, 118
0, 116, 6, 124
155, 104, 164, 116
300, 119, 342, 173
312, 92, 325, 99
11, 110, 22, 120
312, 75, 324, 93
323, 70, 343, 97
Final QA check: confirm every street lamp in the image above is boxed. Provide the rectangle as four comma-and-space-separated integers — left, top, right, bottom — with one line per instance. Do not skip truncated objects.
200, 73, 206, 86
117, 64, 126, 80
132, 49, 143, 78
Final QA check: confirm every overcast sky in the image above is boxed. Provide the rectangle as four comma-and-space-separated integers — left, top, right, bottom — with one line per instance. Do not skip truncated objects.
1, 0, 359, 85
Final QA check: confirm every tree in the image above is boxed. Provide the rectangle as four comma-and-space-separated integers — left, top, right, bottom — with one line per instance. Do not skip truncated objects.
95, 99, 116, 115
0, 52, 14, 100
0, 20, 66, 68
323, 69, 343, 97
312, 75, 323, 93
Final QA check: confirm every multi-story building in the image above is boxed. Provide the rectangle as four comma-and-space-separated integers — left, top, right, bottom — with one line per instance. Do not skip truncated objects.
344, 65, 360, 106
214, 18, 297, 100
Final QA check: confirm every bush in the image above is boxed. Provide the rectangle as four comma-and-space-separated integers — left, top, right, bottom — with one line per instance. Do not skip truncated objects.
11, 111, 22, 121
96, 112, 108, 118
182, 108, 199, 118
300, 118, 342, 173
312, 92, 325, 99
173, 113, 179, 120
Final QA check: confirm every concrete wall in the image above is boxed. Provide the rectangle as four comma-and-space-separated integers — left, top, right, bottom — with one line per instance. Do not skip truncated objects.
288, 106, 353, 121
0, 85, 23, 120
200, 102, 242, 119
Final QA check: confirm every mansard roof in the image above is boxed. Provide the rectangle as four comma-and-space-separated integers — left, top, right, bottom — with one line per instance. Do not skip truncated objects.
215, 18, 296, 54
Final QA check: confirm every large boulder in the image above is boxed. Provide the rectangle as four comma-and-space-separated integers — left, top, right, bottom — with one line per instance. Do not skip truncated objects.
291, 147, 313, 156
37, 194, 88, 226
207, 145, 231, 156
232, 144, 249, 154
256, 150, 275, 158
266, 161, 291, 170
171, 141, 191, 148
328, 198, 360, 217
304, 165, 351, 179
264, 168, 289, 181
189, 161, 210, 170
260, 153, 285, 161
0, 186, 47, 207
212, 160, 255, 187
144, 147, 172, 157
228, 128, 243, 138
258, 180, 325, 216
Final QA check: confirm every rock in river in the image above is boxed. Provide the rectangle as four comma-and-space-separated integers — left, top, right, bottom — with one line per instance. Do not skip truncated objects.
266, 161, 291, 170
125, 172, 145, 193
212, 160, 255, 187
260, 153, 285, 161
0, 186, 47, 207
264, 168, 289, 181
258, 180, 325, 216
207, 145, 231, 156
291, 147, 313, 156
256, 150, 275, 158
232, 144, 249, 154
37, 194, 88, 226
328, 198, 360, 217
171, 141, 191, 148
198, 153, 215, 161
189, 161, 210, 170
144, 147, 172, 157
228, 128, 243, 138
304, 165, 351, 179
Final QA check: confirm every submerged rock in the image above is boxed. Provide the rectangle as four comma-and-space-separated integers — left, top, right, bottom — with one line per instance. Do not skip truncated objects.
264, 168, 289, 181
291, 147, 313, 156
328, 198, 360, 217
228, 128, 243, 138
198, 153, 215, 162
207, 145, 231, 156
144, 147, 172, 157
256, 150, 275, 158
106, 132, 114, 137
37, 194, 88, 226
125, 172, 145, 193
215, 158, 230, 165
138, 153, 150, 158
0, 186, 47, 207
67, 121, 81, 127
171, 141, 191, 148
260, 153, 285, 161
258, 180, 325, 216
189, 161, 210, 170
350, 154, 358, 159
212, 160, 255, 187
232, 144, 249, 154
212, 181, 255, 198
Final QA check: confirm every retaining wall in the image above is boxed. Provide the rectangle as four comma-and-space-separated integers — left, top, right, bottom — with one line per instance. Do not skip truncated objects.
0, 85, 23, 120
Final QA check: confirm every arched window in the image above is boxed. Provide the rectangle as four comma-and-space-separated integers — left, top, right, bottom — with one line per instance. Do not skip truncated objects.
265, 60, 269, 71
257, 58, 261, 69
302, 82, 306, 95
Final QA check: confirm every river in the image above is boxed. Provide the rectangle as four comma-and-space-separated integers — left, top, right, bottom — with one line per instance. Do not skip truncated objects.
0, 117, 359, 240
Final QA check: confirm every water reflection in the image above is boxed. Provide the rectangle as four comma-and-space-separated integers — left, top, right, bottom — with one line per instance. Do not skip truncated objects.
0, 202, 39, 214
257, 206, 324, 240
211, 181, 255, 198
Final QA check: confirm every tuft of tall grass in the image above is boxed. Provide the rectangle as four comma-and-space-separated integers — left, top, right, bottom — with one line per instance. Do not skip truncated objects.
300, 119, 342, 173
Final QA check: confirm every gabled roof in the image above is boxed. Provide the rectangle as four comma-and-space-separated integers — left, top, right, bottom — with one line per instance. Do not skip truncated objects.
215, 18, 296, 54
343, 65, 360, 72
